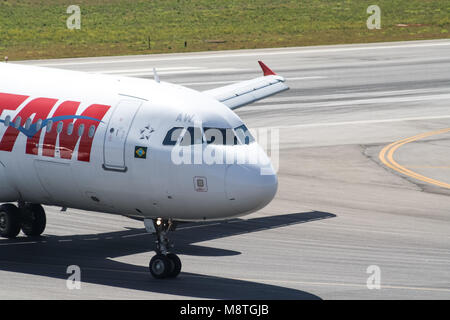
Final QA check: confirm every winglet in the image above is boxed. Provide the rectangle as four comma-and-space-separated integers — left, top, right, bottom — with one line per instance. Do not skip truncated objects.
258, 61, 277, 76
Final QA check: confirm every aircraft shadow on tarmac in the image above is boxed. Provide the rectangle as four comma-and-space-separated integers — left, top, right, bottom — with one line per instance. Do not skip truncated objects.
0, 211, 335, 299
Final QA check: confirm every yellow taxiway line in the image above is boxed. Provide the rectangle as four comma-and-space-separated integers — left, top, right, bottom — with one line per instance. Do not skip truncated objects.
379, 128, 450, 189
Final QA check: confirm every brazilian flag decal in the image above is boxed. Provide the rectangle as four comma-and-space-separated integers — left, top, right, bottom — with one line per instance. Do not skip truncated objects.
135, 146, 147, 159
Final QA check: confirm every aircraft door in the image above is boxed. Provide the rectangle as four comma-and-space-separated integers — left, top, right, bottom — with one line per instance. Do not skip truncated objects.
103, 100, 142, 171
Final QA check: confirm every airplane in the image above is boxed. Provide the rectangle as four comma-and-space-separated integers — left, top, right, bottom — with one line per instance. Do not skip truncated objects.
0, 59, 288, 279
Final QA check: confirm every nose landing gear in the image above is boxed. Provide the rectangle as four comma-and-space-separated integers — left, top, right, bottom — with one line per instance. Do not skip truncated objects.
147, 218, 182, 279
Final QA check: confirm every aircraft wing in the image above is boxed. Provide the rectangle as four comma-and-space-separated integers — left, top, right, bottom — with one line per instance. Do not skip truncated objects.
202, 61, 289, 110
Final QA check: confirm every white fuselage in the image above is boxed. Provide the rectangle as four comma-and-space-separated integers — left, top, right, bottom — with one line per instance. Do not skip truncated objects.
0, 63, 277, 221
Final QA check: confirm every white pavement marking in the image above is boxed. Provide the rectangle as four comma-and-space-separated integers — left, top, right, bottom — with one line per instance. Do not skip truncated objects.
286, 76, 327, 81
249, 93, 450, 111
177, 222, 222, 230
0, 241, 39, 246
102, 68, 248, 77
235, 278, 450, 293
32, 40, 450, 67
256, 88, 450, 104
99, 66, 199, 73
121, 233, 147, 238
260, 114, 450, 129
177, 76, 326, 86
182, 274, 450, 293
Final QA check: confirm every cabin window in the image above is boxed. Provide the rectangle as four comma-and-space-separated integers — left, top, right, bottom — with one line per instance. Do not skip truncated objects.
25, 118, 32, 130
67, 123, 74, 136
234, 124, 255, 145
14, 117, 21, 129
163, 127, 184, 145
88, 125, 96, 138
35, 119, 42, 131
78, 124, 85, 137
3, 115, 11, 127
46, 120, 53, 133
56, 121, 63, 134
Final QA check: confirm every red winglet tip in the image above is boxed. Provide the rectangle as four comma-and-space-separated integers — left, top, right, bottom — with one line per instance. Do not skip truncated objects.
258, 61, 277, 76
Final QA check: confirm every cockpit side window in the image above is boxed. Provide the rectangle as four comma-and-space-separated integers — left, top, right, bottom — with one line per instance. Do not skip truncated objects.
180, 127, 203, 146
204, 127, 238, 145
163, 127, 184, 145
234, 124, 255, 145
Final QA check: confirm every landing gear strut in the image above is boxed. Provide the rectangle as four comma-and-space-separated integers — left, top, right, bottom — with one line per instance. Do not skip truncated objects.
147, 218, 181, 279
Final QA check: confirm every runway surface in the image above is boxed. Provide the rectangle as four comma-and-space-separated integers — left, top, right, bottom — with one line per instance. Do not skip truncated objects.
2, 39, 450, 299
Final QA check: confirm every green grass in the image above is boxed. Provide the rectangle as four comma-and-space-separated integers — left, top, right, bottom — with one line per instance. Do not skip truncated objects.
0, 0, 449, 60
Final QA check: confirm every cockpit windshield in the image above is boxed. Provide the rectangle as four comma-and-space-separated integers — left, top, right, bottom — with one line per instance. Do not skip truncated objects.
234, 124, 255, 145
204, 127, 239, 145
162, 124, 255, 146
180, 127, 204, 146
162, 127, 184, 145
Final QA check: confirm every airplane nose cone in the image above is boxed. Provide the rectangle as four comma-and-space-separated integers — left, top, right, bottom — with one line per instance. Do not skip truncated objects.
225, 164, 278, 215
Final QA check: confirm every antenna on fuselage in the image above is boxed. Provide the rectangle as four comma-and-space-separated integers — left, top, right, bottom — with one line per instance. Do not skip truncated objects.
153, 67, 160, 83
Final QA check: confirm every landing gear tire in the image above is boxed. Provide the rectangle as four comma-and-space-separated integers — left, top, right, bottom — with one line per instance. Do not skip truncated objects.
149, 253, 181, 279
0, 204, 21, 238
21, 204, 46, 237
149, 254, 171, 279
166, 253, 182, 278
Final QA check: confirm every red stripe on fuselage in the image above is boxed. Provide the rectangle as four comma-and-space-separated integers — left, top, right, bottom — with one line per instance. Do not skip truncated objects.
51, 103, 110, 162
42, 100, 80, 158
0, 92, 111, 162
0, 98, 58, 153
0, 93, 29, 115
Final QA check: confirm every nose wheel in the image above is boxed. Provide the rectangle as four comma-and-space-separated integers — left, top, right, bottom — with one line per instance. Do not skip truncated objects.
147, 218, 182, 279
149, 253, 182, 279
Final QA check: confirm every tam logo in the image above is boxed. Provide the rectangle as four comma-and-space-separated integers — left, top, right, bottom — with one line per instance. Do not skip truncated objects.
0, 92, 110, 162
